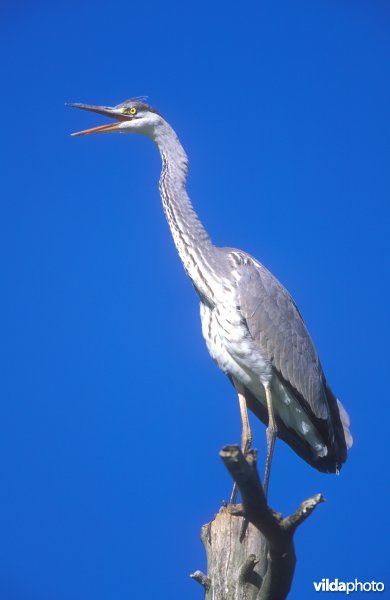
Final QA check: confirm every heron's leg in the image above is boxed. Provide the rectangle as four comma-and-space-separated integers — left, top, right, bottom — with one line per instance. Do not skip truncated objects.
263, 383, 278, 498
238, 390, 253, 455
230, 385, 252, 504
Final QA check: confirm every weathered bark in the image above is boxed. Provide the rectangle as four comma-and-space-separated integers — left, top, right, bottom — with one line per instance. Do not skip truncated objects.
191, 445, 324, 600
191, 506, 267, 599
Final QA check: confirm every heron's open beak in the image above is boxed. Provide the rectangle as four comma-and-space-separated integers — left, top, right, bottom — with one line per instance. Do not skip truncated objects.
66, 103, 128, 136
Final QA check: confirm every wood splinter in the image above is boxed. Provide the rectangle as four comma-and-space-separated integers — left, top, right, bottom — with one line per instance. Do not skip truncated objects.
190, 570, 211, 591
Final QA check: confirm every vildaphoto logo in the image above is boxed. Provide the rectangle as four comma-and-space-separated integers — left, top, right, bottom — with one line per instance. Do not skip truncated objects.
313, 579, 385, 594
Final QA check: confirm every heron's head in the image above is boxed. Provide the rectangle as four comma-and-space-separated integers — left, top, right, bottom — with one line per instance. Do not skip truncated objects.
66, 98, 163, 138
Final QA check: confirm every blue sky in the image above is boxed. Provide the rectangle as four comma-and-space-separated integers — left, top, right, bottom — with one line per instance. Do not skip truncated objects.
1, 1, 389, 598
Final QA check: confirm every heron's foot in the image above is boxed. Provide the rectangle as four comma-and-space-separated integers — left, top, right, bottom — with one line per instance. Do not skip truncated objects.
241, 434, 253, 457
229, 484, 249, 542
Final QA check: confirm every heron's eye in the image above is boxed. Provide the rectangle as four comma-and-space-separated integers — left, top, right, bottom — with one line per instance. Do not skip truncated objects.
121, 106, 137, 116
123, 106, 137, 116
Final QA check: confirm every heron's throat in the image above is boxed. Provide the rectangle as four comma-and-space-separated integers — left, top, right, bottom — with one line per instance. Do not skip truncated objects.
154, 122, 215, 297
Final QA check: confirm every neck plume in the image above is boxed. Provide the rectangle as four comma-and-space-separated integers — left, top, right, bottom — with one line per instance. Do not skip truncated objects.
152, 120, 215, 296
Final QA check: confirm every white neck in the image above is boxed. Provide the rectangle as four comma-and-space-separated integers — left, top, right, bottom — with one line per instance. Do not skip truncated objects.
151, 120, 217, 302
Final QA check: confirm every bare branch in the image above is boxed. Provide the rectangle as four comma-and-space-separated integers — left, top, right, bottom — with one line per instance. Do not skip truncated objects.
282, 493, 325, 532
192, 445, 324, 599
220, 445, 279, 540
190, 570, 211, 591
219, 445, 323, 600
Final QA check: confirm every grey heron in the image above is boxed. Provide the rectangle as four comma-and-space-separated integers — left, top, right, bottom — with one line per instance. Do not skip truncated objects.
67, 99, 352, 495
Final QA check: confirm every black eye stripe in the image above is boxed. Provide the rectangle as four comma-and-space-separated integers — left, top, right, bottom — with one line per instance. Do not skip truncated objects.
115, 99, 161, 116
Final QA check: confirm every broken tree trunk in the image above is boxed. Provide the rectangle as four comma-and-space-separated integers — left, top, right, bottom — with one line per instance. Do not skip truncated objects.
191, 445, 324, 600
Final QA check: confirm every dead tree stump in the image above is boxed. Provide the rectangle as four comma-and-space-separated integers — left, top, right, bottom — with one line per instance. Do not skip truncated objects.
191, 445, 324, 600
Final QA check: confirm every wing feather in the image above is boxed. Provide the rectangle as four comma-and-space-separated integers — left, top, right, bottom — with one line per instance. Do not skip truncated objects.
235, 254, 329, 420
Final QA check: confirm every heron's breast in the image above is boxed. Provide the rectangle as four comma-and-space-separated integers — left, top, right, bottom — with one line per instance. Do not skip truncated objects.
200, 302, 272, 385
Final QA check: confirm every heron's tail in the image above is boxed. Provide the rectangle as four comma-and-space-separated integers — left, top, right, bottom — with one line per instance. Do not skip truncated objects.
243, 383, 352, 474
323, 383, 352, 471
336, 398, 353, 449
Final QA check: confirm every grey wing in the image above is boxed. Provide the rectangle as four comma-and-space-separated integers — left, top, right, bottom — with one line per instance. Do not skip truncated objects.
236, 254, 329, 420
